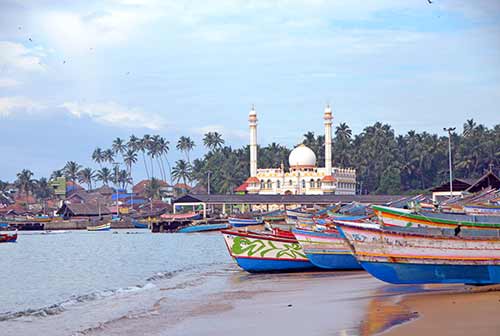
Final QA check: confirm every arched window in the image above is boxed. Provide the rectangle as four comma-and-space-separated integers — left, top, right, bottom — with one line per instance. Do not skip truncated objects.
302, 180, 306, 188
277, 180, 281, 189
267, 180, 272, 189
317, 179, 322, 188
309, 179, 314, 188
260, 180, 265, 189
289, 179, 293, 186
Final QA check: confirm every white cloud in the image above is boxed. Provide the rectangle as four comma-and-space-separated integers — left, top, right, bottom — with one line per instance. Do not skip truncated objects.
0, 41, 44, 72
0, 96, 46, 117
0, 78, 21, 88
61, 101, 168, 130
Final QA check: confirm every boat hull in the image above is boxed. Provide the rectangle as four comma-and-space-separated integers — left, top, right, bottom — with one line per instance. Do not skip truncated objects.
336, 222, 500, 285
221, 230, 315, 273
87, 223, 111, 231
0, 232, 17, 243
132, 220, 148, 229
231, 257, 314, 272
178, 223, 230, 233
292, 228, 361, 270
360, 262, 500, 285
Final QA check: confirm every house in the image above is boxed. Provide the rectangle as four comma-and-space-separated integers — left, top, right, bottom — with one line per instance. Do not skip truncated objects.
56, 202, 112, 219
430, 170, 500, 202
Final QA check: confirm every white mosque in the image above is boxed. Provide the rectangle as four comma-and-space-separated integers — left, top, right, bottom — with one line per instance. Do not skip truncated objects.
239, 105, 357, 195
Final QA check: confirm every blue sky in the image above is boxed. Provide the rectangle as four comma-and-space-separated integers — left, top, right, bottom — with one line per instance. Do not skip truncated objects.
1, 0, 499, 181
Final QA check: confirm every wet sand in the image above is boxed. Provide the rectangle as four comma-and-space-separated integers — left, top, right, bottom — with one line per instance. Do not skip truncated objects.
384, 285, 500, 336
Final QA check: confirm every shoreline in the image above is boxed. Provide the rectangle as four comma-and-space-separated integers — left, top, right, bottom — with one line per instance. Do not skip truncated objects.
382, 284, 500, 336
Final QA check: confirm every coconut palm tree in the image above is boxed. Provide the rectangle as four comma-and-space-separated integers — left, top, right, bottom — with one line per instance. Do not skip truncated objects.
78, 168, 95, 190
96, 167, 112, 186
140, 135, 151, 179
123, 149, 138, 177
50, 169, 63, 180
463, 119, 477, 137
335, 122, 352, 141
157, 136, 171, 183
15, 169, 35, 198
102, 149, 115, 165
92, 148, 104, 168
176, 136, 195, 163
112, 137, 127, 159
63, 161, 82, 183
145, 177, 162, 200
203, 132, 225, 151
171, 159, 192, 187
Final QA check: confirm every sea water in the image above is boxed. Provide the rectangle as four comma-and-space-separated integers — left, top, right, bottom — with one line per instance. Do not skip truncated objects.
0, 230, 233, 335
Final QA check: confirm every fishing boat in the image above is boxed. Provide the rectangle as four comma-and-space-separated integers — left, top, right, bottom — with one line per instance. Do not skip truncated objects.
86, 223, 111, 231
0, 231, 17, 243
464, 204, 500, 216
221, 229, 315, 272
372, 205, 500, 229
335, 221, 500, 285
132, 219, 149, 229
228, 217, 263, 227
160, 212, 202, 221
177, 223, 230, 233
292, 227, 361, 270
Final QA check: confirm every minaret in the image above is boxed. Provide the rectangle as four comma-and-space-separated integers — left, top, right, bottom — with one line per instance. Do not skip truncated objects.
324, 104, 333, 176
249, 105, 258, 177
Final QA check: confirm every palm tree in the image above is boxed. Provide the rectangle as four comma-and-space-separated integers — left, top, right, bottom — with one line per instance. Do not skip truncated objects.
92, 148, 104, 168
102, 149, 115, 165
112, 137, 127, 158
145, 177, 162, 200
176, 136, 195, 163
123, 149, 138, 177
157, 136, 171, 183
33, 177, 53, 201
115, 169, 132, 189
140, 135, 151, 179
203, 132, 225, 151
78, 168, 95, 190
63, 161, 82, 183
96, 167, 112, 186
463, 119, 477, 137
15, 169, 35, 198
50, 169, 63, 180
335, 122, 352, 141
171, 159, 192, 187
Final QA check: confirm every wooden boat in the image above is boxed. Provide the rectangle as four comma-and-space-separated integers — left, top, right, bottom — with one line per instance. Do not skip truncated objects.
177, 223, 230, 233
292, 227, 361, 270
86, 223, 111, 231
221, 229, 315, 272
335, 221, 500, 285
0, 231, 17, 243
160, 212, 202, 221
372, 205, 500, 229
132, 219, 149, 229
464, 204, 500, 215
228, 217, 263, 227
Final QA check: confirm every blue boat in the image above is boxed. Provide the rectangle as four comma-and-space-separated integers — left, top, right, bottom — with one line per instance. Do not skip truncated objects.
292, 228, 361, 270
336, 221, 500, 285
221, 229, 316, 272
228, 217, 263, 227
132, 219, 149, 229
178, 223, 230, 233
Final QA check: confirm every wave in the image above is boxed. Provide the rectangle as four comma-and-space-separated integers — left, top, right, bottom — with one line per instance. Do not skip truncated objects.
0, 283, 155, 322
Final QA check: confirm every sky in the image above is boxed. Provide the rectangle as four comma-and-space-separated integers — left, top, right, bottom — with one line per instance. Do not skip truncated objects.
1, 0, 499, 181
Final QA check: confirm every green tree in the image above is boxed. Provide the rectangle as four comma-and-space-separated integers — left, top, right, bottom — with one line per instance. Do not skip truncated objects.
63, 161, 82, 183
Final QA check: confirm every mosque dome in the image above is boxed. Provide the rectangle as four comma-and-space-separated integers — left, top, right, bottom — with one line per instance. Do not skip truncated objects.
289, 144, 317, 169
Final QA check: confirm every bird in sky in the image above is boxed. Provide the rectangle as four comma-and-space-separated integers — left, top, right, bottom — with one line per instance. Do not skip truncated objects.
63, 60, 66, 64
28, 37, 32, 42
427, 0, 432, 4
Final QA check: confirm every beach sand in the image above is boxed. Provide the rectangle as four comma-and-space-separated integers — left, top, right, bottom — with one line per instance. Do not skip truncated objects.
383, 284, 500, 336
